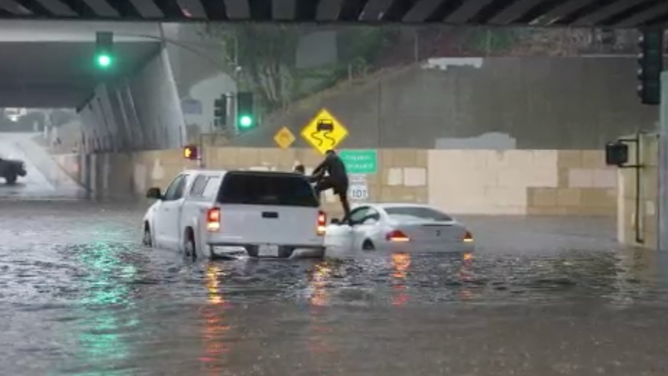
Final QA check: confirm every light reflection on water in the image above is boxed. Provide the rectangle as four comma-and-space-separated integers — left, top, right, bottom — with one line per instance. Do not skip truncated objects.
199, 264, 230, 375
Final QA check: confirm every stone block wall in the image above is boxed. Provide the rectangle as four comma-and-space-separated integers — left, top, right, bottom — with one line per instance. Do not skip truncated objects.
87, 147, 616, 218
427, 149, 616, 216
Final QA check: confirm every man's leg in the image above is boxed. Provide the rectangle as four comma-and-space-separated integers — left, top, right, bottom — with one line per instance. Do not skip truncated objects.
336, 184, 352, 222
314, 176, 335, 195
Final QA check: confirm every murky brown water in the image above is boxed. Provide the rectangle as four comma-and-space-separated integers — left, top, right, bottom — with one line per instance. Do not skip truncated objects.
2, 200, 668, 376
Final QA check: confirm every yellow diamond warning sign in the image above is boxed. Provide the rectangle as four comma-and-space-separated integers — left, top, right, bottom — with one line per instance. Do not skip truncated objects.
300, 108, 349, 155
274, 126, 295, 149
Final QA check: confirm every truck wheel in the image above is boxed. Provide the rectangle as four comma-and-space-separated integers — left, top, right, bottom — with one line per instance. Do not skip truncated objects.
183, 229, 197, 261
4, 174, 16, 185
142, 223, 153, 247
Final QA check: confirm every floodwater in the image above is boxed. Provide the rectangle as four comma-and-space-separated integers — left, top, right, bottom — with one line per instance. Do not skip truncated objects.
2, 197, 668, 376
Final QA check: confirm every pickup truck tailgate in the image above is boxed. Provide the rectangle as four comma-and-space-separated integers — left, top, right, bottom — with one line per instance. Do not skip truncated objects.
211, 204, 322, 246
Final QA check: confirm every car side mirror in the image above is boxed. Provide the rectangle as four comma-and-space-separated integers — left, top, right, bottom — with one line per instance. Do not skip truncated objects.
330, 217, 340, 225
146, 187, 162, 200
605, 141, 628, 167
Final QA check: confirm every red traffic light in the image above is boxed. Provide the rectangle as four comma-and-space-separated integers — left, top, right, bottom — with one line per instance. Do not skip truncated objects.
183, 145, 199, 160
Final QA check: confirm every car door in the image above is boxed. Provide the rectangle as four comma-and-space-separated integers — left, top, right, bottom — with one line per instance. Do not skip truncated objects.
339, 206, 372, 251
351, 207, 382, 249
324, 206, 369, 251
155, 174, 188, 250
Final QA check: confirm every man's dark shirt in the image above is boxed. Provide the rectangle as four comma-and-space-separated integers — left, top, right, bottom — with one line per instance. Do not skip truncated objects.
313, 153, 348, 186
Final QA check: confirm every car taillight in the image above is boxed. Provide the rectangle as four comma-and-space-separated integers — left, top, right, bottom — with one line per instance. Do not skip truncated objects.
463, 230, 473, 243
386, 230, 410, 242
316, 211, 327, 236
207, 208, 220, 231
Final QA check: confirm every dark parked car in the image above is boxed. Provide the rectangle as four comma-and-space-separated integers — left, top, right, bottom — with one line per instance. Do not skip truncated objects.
0, 157, 27, 184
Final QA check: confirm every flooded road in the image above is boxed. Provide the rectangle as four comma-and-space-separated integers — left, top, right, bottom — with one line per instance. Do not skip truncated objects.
2, 200, 668, 376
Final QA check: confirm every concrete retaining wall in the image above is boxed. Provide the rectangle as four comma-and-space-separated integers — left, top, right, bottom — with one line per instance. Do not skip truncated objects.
82, 147, 615, 218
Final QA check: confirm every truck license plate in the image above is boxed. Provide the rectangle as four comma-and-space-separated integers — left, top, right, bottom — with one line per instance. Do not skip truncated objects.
258, 244, 279, 257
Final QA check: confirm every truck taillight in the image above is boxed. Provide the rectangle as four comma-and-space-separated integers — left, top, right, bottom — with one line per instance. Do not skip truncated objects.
207, 208, 220, 231
317, 211, 327, 236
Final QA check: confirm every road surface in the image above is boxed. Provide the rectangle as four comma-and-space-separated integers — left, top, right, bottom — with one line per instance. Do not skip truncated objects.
2, 194, 668, 375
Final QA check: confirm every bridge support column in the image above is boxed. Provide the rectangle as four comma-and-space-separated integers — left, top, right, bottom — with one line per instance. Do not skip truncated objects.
659, 71, 668, 250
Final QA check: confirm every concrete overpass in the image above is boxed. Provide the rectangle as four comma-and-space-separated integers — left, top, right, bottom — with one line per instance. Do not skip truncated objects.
0, 0, 667, 27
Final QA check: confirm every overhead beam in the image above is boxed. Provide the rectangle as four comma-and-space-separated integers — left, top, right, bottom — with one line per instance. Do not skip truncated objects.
127, 0, 163, 18
616, 2, 668, 27
176, 0, 207, 18
316, 0, 343, 21
80, 0, 118, 16
36, 0, 77, 15
488, 0, 545, 25
401, 0, 438, 22
224, 0, 249, 19
0, 0, 34, 14
571, 0, 646, 27
530, 0, 598, 25
359, 0, 392, 21
295, 0, 319, 20
273, 0, 296, 20
444, 0, 494, 23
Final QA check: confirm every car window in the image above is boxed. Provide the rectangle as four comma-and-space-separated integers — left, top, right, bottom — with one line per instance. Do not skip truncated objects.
217, 172, 318, 207
384, 206, 453, 222
163, 175, 187, 201
364, 208, 380, 222
202, 176, 222, 200
348, 207, 370, 223
190, 175, 209, 196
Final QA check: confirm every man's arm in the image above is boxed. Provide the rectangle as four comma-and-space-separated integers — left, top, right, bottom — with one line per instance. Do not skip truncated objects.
311, 157, 329, 177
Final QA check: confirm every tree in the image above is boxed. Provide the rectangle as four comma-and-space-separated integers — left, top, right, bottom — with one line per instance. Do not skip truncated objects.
198, 24, 398, 117
200, 24, 303, 113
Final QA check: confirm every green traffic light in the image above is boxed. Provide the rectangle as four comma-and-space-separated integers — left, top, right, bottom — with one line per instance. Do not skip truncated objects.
96, 54, 112, 68
239, 115, 253, 128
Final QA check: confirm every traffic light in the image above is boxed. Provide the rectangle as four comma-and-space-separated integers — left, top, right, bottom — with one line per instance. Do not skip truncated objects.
637, 29, 664, 105
95, 31, 114, 69
214, 95, 227, 127
183, 144, 199, 160
236, 92, 255, 131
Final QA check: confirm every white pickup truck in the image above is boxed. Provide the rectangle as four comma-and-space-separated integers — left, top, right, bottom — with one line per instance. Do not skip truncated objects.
142, 169, 327, 260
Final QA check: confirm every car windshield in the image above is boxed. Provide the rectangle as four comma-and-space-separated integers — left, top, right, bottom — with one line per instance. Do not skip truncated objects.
384, 206, 453, 222
217, 172, 319, 207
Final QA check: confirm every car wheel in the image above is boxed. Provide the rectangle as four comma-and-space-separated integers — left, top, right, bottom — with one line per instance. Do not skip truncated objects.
184, 231, 197, 261
362, 240, 375, 251
142, 224, 153, 247
5, 174, 16, 185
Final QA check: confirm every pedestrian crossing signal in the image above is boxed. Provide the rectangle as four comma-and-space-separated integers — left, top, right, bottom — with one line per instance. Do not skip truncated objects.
183, 145, 198, 160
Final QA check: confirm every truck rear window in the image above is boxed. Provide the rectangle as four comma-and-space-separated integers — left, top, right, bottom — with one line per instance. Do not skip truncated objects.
218, 172, 319, 207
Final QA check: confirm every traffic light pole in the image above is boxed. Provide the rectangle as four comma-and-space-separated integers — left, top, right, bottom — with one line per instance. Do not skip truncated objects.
659, 71, 668, 251
197, 134, 204, 168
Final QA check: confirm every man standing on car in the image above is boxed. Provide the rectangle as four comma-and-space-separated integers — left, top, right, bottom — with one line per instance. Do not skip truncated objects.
312, 149, 351, 221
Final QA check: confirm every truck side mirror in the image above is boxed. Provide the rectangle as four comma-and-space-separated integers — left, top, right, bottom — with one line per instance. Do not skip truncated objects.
605, 141, 629, 167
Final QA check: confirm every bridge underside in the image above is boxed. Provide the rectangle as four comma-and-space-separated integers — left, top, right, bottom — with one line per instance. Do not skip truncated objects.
1, 0, 668, 28
0, 41, 159, 107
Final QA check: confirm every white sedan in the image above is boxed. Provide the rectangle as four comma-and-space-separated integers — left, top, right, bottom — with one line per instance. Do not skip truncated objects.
324, 203, 475, 253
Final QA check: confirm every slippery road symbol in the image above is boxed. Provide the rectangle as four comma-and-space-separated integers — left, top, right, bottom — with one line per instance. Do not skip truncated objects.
311, 119, 336, 147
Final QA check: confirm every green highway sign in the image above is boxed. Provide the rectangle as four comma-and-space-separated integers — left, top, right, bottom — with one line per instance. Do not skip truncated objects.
339, 149, 378, 174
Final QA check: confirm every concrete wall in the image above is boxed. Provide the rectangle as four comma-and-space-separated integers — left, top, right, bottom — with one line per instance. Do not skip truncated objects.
79, 46, 186, 153
236, 57, 658, 150
80, 147, 615, 218
617, 133, 658, 249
